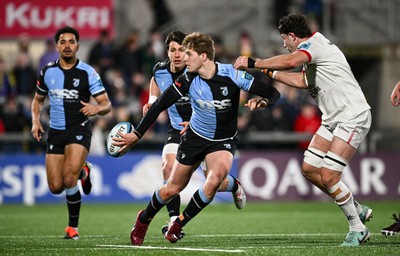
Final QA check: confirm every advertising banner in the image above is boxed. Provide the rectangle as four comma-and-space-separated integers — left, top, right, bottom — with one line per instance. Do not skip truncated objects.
0, 151, 399, 205
0, 0, 114, 39
238, 151, 400, 201
0, 153, 235, 205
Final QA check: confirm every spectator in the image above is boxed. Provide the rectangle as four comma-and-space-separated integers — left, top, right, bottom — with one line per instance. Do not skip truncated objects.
147, 0, 173, 31
87, 29, 116, 81
293, 102, 321, 150
302, 0, 323, 32
12, 52, 37, 97
2, 96, 28, 133
0, 56, 16, 103
87, 29, 116, 101
212, 35, 231, 63
238, 30, 255, 57
148, 29, 166, 62
38, 37, 59, 71
115, 29, 145, 96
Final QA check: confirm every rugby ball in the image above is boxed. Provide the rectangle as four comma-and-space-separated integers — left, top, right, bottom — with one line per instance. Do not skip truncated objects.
106, 122, 135, 157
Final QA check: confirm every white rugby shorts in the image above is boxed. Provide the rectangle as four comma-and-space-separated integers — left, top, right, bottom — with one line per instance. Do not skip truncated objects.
317, 110, 371, 149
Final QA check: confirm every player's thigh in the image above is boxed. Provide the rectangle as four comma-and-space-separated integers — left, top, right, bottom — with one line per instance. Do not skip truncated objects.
309, 126, 332, 152
204, 151, 233, 181
162, 143, 179, 179
302, 128, 331, 172
329, 136, 357, 163
64, 143, 89, 178
167, 161, 194, 192
162, 153, 177, 179
45, 153, 65, 189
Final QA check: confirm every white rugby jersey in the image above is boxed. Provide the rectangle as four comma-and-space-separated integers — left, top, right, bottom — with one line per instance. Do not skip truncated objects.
298, 32, 370, 123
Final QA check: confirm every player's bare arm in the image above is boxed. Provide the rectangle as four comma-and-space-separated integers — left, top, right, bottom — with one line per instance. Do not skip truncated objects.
143, 76, 161, 115
31, 93, 46, 142
245, 98, 268, 111
113, 130, 140, 153
390, 81, 400, 106
179, 121, 190, 135
80, 93, 111, 117
235, 51, 308, 71
271, 71, 307, 89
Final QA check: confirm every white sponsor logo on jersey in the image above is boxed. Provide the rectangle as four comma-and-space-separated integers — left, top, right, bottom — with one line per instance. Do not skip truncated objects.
49, 89, 79, 99
196, 99, 232, 110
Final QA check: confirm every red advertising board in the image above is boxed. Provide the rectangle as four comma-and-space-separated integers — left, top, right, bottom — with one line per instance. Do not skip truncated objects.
0, 0, 114, 39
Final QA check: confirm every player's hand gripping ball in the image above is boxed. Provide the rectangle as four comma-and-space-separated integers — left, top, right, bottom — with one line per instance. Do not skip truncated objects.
106, 122, 135, 157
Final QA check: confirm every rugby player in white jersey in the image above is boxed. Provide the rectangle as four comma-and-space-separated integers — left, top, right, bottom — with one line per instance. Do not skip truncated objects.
235, 12, 372, 247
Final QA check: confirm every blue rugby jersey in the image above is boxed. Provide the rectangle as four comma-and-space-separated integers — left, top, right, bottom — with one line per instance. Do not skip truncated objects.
36, 59, 107, 130
153, 60, 191, 131
136, 63, 280, 141
181, 63, 253, 140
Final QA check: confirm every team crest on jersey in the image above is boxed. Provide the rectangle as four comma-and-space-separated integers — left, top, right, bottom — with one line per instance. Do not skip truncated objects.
76, 135, 83, 141
298, 42, 311, 50
220, 86, 228, 96
73, 78, 80, 87
242, 71, 253, 81
224, 144, 231, 149
308, 86, 321, 99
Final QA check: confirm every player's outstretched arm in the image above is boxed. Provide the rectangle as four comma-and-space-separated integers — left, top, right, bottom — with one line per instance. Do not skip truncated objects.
235, 51, 308, 71
113, 131, 140, 153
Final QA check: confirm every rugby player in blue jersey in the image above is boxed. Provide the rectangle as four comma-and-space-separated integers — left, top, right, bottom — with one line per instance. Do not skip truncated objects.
113, 32, 280, 245
142, 31, 247, 240
31, 26, 112, 240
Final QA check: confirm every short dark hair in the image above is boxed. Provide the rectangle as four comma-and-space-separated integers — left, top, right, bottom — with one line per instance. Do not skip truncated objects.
54, 26, 80, 43
182, 32, 215, 61
165, 31, 187, 49
278, 13, 312, 38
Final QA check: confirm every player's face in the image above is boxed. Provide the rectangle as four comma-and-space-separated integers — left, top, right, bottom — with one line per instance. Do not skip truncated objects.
168, 41, 186, 72
281, 33, 297, 53
184, 48, 203, 73
56, 33, 79, 60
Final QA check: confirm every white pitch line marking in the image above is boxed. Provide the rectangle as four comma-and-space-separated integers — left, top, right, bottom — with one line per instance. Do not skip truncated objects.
98, 244, 244, 253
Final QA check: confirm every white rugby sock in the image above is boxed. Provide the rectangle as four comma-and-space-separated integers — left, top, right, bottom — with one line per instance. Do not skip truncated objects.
353, 199, 362, 215
328, 181, 364, 232
337, 195, 365, 232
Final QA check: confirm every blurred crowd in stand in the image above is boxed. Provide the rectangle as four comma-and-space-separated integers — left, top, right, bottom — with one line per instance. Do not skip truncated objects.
0, 0, 324, 154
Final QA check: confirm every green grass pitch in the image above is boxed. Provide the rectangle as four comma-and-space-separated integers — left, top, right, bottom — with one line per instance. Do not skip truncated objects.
1, 201, 400, 255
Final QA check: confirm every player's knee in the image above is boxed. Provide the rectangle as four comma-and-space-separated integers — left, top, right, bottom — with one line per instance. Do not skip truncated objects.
48, 183, 64, 194
321, 151, 348, 172
206, 173, 226, 192
162, 184, 180, 200
321, 152, 348, 187
63, 176, 77, 190
303, 147, 325, 169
